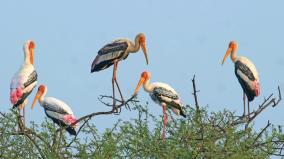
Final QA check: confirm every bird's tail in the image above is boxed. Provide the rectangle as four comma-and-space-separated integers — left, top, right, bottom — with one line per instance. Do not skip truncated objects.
180, 109, 187, 118
66, 126, 77, 136
169, 101, 187, 118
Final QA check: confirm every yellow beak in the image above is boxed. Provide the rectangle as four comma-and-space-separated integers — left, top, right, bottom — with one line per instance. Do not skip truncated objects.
134, 77, 145, 95
221, 47, 232, 65
31, 91, 41, 109
30, 48, 34, 65
141, 42, 149, 65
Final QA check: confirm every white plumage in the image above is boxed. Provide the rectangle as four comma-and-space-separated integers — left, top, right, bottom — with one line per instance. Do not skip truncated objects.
222, 41, 260, 116
10, 41, 37, 108
31, 85, 77, 135
134, 71, 186, 139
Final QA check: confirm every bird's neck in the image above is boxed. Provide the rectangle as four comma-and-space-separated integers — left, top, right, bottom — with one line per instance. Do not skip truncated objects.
128, 36, 141, 53
24, 47, 33, 65
231, 49, 237, 62
143, 79, 154, 93
39, 91, 47, 105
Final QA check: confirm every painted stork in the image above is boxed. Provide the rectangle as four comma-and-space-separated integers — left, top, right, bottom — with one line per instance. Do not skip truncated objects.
10, 40, 37, 125
133, 71, 186, 139
91, 33, 149, 112
31, 85, 77, 135
221, 41, 260, 117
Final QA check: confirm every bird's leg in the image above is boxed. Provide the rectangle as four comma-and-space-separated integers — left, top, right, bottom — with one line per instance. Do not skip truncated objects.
19, 103, 25, 127
162, 104, 168, 140
17, 108, 21, 131
113, 61, 126, 107
112, 62, 117, 114
23, 106, 25, 127
243, 91, 246, 118
247, 98, 250, 119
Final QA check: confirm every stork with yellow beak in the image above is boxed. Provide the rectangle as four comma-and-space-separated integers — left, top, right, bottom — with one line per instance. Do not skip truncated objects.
221, 41, 260, 117
10, 40, 37, 125
31, 85, 77, 135
91, 33, 149, 112
133, 71, 186, 139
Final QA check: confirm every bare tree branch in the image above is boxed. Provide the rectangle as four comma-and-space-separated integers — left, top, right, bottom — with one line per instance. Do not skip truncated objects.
252, 120, 271, 146
192, 75, 200, 111
14, 110, 47, 159
56, 95, 137, 137
232, 86, 282, 125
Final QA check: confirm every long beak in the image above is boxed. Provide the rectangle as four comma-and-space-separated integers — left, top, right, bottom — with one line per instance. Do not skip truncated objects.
221, 48, 232, 65
31, 91, 41, 109
134, 77, 145, 95
30, 48, 34, 65
141, 43, 149, 65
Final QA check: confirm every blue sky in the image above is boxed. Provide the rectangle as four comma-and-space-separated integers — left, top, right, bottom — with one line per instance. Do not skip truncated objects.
0, 0, 283, 134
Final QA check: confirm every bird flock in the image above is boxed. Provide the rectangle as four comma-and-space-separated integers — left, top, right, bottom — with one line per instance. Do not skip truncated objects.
9, 33, 260, 139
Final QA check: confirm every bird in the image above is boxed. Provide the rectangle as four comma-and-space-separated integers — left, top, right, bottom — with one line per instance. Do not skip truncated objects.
10, 40, 37, 125
133, 71, 186, 139
221, 41, 260, 118
31, 85, 77, 135
91, 33, 149, 113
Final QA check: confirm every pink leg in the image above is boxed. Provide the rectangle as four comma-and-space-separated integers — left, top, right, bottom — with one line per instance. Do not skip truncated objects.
112, 61, 118, 113
23, 106, 25, 127
247, 98, 250, 118
162, 103, 168, 140
243, 91, 246, 117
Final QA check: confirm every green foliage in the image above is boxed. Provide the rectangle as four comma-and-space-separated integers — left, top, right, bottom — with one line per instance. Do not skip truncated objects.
0, 102, 283, 159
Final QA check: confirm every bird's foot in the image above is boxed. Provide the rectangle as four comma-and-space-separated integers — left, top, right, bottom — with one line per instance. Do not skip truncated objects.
112, 106, 121, 115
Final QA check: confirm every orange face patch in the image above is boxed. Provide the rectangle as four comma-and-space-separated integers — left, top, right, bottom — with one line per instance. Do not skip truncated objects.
229, 41, 237, 49
38, 85, 45, 93
29, 41, 35, 50
139, 35, 146, 44
141, 71, 150, 79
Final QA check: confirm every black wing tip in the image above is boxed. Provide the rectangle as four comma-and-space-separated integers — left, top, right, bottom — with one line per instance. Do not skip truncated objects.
247, 94, 255, 102
91, 67, 99, 73
66, 127, 77, 136
180, 111, 187, 118
12, 101, 22, 109
179, 107, 187, 118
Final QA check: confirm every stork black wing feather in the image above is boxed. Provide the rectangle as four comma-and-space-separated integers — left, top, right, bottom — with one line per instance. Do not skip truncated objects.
235, 61, 256, 101
98, 41, 128, 55
23, 70, 37, 88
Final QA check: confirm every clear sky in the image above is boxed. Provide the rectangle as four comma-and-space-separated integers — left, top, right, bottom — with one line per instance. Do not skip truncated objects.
0, 0, 283, 134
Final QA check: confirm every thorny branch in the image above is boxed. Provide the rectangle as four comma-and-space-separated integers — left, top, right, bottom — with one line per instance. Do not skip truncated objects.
232, 86, 282, 126
192, 75, 200, 112
252, 120, 271, 146
1, 78, 283, 157
15, 110, 47, 159
56, 94, 138, 147
191, 75, 206, 154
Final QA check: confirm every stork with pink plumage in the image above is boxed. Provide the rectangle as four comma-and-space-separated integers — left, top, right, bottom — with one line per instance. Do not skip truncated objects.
31, 85, 78, 135
10, 40, 37, 125
91, 33, 149, 113
221, 41, 260, 118
133, 71, 186, 140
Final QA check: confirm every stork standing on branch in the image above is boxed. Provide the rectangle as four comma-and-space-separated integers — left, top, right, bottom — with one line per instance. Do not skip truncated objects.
31, 85, 77, 135
91, 33, 149, 113
133, 71, 186, 139
221, 41, 260, 118
10, 40, 37, 125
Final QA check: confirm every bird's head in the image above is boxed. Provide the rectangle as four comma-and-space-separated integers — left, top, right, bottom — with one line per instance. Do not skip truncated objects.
221, 41, 238, 65
31, 85, 47, 109
133, 71, 151, 95
24, 40, 36, 65
137, 33, 149, 65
